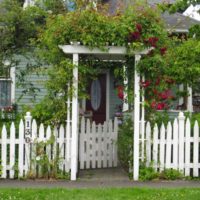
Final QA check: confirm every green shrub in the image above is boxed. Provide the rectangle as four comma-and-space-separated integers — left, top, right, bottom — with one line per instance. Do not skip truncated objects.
139, 164, 159, 181
117, 117, 133, 172
159, 169, 183, 180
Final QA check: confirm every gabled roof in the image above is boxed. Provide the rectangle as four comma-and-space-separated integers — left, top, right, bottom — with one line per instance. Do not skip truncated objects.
105, 0, 200, 32
162, 12, 200, 32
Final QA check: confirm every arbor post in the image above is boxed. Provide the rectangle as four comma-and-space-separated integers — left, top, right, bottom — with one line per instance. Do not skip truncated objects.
133, 54, 141, 181
71, 53, 79, 181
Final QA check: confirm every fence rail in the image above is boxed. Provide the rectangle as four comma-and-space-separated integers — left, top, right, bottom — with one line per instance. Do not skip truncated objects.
143, 112, 200, 177
0, 112, 71, 179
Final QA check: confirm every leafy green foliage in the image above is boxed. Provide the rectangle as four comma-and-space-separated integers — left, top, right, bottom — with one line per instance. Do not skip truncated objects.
139, 164, 159, 181
159, 169, 183, 180
27, 136, 69, 179
166, 39, 200, 87
117, 117, 133, 172
169, 0, 200, 13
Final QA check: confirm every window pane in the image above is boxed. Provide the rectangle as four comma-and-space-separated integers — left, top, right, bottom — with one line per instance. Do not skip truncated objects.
0, 80, 11, 107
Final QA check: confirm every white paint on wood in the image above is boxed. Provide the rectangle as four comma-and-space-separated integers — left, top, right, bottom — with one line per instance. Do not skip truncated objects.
59, 125, 65, 171
1, 125, 7, 178
146, 122, 151, 167
153, 124, 158, 169
173, 118, 178, 169
9, 122, 15, 178
178, 112, 185, 172
18, 120, 24, 177
79, 119, 118, 170
71, 53, 79, 181
159, 123, 165, 172
10, 67, 15, 104
185, 118, 191, 176
193, 121, 199, 177
133, 54, 141, 181
166, 122, 172, 169
59, 45, 152, 56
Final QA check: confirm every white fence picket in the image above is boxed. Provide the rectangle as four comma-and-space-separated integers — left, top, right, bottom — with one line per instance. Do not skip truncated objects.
103, 121, 108, 168
193, 121, 199, 177
108, 120, 113, 168
178, 112, 185, 172
46, 126, 51, 164
79, 117, 85, 170
185, 118, 191, 176
166, 122, 172, 169
173, 118, 178, 170
91, 122, 96, 169
159, 123, 165, 172
145, 122, 151, 167
18, 120, 24, 177
9, 122, 15, 178
1, 125, 7, 178
153, 124, 158, 169
113, 117, 118, 167
97, 124, 102, 168
31, 119, 37, 175
59, 125, 65, 171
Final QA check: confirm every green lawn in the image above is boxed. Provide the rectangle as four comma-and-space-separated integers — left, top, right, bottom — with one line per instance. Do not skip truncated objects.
0, 188, 200, 200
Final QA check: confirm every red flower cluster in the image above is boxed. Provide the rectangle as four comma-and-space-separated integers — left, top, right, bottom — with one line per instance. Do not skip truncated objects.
128, 24, 142, 42
129, 31, 140, 42
160, 47, 167, 55
159, 89, 173, 100
117, 85, 124, 100
151, 101, 167, 110
141, 80, 151, 88
148, 37, 159, 47
136, 23, 142, 32
1, 106, 13, 112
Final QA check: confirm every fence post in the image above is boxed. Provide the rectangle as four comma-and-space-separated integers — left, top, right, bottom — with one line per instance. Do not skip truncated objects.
24, 112, 32, 175
178, 112, 185, 172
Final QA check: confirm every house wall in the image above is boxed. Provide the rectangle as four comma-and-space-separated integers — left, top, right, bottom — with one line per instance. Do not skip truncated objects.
15, 55, 48, 110
109, 71, 123, 119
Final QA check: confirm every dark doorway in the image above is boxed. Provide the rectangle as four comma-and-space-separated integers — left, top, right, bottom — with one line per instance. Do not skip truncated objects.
86, 74, 107, 124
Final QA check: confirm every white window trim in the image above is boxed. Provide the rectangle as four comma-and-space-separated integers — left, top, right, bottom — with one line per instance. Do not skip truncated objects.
10, 67, 16, 104
0, 67, 15, 107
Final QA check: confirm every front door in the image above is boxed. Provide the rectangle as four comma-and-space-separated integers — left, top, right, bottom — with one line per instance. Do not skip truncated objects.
86, 74, 106, 124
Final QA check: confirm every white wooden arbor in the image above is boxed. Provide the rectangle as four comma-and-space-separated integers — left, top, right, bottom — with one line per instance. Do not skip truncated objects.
59, 43, 149, 181
59, 43, 194, 181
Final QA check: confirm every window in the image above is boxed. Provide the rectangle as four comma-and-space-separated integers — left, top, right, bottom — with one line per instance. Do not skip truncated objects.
0, 80, 11, 107
0, 67, 15, 108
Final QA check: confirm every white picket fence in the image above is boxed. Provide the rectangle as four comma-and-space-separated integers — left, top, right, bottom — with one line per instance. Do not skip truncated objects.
79, 117, 118, 169
0, 112, 71, 179
142, 112, 200, 177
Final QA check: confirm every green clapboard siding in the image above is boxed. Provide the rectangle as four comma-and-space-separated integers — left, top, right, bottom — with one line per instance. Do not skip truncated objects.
109, 72, 123, 119
15, 55, 48, 110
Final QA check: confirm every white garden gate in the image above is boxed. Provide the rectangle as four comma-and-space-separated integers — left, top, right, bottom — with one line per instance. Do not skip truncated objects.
79, 117, 118, 169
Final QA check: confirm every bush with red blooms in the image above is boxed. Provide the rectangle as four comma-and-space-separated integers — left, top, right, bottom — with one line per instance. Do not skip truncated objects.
117, 85, 124, 100
0, 105, 17, 121
127, 23, 175, 112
